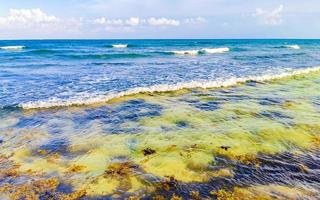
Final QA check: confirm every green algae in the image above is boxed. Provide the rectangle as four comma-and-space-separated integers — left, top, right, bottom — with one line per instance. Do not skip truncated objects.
211, 184, 319, 200
1, 71, 320, 198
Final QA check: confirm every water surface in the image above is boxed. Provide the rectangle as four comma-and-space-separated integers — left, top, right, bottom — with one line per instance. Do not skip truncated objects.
0, 40, 320, 199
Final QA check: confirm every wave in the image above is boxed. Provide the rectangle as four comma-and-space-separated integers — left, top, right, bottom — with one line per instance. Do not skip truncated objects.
200, 47, 230, 54
283, 45, 301, 50
169, 47, 230, 55
0, 46, 26, 50
193, 41, 212, 45
63, 53, 149, 60
170, 50, 200, 55
20, 66, 320, 109
112, 44, 128, 48
29, 49, 58, 54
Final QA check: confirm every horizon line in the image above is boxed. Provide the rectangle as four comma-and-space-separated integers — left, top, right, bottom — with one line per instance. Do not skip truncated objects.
1, 38, 320, 41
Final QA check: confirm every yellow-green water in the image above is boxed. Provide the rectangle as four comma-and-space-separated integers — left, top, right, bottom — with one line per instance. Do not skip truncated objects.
1, 72, 320, 199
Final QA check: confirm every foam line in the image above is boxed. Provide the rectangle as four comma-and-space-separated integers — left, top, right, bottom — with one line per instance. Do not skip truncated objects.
20, 66, 320, 109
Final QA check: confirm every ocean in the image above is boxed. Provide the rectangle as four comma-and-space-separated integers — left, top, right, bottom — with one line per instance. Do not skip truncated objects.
0, 39, 320, 199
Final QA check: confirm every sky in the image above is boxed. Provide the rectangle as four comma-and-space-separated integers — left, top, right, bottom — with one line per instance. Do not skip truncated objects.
0, 0, 319, 39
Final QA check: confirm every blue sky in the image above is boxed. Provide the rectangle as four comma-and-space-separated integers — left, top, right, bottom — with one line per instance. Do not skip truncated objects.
0, 0, 319, 39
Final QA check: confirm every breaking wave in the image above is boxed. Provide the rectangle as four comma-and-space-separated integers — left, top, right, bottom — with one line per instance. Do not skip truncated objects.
283, 45, 301, 50
0, 46, 26, 50
200, 47, 230, 54
170, 50, 200, 55
20, 66, 320, 109
112, 44, 128, 48
170, 47, 230, 55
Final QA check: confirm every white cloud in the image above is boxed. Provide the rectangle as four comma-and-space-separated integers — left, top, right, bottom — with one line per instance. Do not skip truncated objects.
184, 17, 206, 25
93, 18, 123, 26
147, 17, 180, 26
254, 5, 284, 26
93, 17, 140, 26
0, 8, 207, 37
0, 9, 85, 38
125, 17, 140, 26
90, 16, 207, 33
93, 17, 181, 27
0, 8, 59, 27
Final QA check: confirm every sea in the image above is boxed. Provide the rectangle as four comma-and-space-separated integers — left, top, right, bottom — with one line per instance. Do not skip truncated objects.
0, 39, 320, 199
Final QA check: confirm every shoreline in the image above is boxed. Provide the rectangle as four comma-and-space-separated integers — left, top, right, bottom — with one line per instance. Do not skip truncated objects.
18, 65, 320, 110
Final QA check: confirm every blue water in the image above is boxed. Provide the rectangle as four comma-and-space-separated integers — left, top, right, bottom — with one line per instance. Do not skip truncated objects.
1, 39, 320, 109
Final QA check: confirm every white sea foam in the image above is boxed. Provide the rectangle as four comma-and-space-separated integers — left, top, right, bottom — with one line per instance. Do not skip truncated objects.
112, 44, 128, 48
200, 47, 230, 54
171, 50, 200, 55
0, 46, 25, 50
171, 47, 229, 55
20, 66, 320, 109
285, 45, 300, 50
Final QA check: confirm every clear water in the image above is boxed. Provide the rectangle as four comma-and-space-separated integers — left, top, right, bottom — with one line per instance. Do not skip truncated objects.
1, 40, 320, 199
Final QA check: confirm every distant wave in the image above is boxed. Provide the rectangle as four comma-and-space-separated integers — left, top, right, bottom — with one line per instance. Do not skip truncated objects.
170, 47, 230, 55
170, 50, 200, 55
20, 66, 320, 109
193, 41, 212, 45
112, 44, 128, 48
200, 47, 230, 54
283, 45, 301, 50
0, 46, 25, 50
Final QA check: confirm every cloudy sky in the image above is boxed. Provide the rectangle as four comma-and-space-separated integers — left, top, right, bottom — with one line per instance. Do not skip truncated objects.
0, 0, 319, 39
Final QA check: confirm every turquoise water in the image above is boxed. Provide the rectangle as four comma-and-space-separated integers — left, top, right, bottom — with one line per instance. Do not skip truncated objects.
1, 39, 320, 109
1, 40, 320, 199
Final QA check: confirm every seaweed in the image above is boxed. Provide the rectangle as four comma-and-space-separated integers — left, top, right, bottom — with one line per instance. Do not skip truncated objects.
104, 161, 138, 178
312, 135, 320, 146
0, 180, 86, 200
210, 188, 273, 200
153, 195, 166, 200
3, 67, 320, 198
66, 165, 86, 173
0, 154, 87, 200
143, 148, 156, 156
189, 190, 201, 200
159, 176, 178, 191
170, 194, 183, 200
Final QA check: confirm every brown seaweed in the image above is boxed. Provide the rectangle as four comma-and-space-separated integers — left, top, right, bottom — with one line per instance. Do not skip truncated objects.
143, 147, 157, 156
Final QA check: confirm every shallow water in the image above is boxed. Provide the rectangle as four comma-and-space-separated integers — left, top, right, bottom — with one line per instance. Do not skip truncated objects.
1, 39, 320, 199
1, 70, 320, 199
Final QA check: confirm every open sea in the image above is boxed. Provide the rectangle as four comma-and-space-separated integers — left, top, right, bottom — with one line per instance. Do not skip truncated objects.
0, 39, 320, 199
